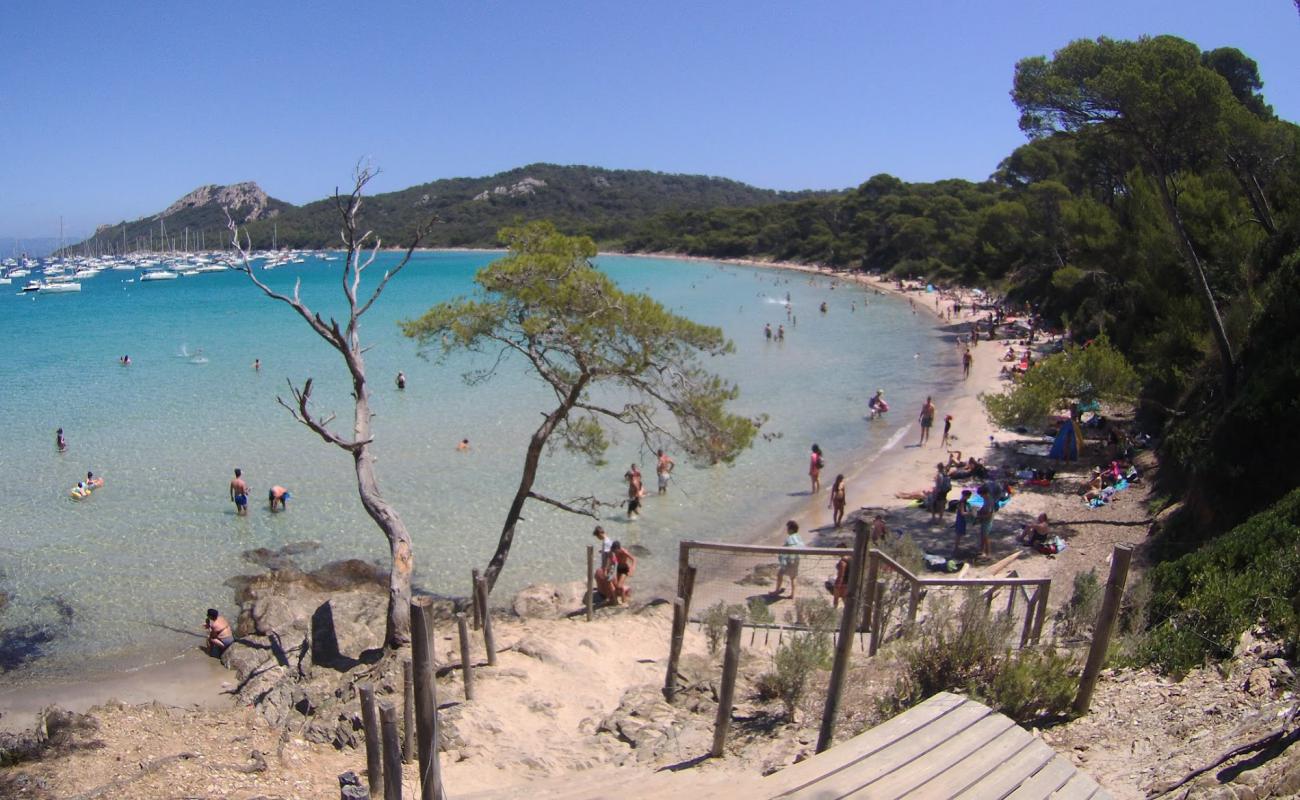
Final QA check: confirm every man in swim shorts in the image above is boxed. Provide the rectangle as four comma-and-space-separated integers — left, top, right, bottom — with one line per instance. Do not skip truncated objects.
269, 485, 290, 512
205, 608, 234, 656
918, 396, 936, 446
230, 468, 249, 516
656, 449, 675, 495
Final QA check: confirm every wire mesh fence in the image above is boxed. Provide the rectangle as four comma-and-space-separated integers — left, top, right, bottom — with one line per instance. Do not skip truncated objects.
676, 540, 1051, 655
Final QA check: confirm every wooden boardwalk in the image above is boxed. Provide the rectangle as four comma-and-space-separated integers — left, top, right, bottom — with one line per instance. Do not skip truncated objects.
761, 692, 1111, 799
461, 692, 1111, 799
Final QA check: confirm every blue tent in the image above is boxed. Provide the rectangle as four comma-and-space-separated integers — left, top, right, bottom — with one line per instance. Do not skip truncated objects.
1048, 420, 1080, 461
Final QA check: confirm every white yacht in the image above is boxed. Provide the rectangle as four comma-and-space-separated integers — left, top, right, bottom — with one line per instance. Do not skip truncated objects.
39, 280, 82, 293
139, 269, 180, 282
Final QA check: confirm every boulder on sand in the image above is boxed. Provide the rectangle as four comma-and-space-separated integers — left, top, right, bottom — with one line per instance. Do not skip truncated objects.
512, 581, 586, 619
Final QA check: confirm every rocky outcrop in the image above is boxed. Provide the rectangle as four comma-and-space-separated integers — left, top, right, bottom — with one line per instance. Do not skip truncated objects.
512, 581, 586, 619
155, 182, 278, 223
472, 177, 547, 201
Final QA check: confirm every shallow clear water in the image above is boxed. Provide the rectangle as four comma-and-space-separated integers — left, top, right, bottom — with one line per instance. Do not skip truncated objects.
0, 253, 945, 679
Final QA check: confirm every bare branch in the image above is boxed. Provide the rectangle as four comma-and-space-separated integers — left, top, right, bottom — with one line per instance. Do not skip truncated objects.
525, 490, 600, 518
274, 378, 366, 451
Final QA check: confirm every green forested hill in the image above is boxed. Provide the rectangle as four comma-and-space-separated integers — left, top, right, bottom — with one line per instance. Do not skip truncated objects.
67, 164, 833, 254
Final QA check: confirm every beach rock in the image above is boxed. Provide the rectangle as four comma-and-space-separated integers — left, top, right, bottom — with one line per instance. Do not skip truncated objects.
597, 685, 712, 764
513, 635, 563, 665
1244, 667, 1272, 697
512, 582, 585, 619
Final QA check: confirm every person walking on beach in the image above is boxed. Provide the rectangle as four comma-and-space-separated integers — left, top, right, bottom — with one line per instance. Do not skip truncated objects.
962, 348, 973, 379
56, 428, 67, 453
918, 396, 936, 446
774, 520, 803, 599
829, 474, 847, 528
229, 468, 249, 516
655, 449, 675, 495
941, 414, 953, 449
809, 444, 824, 494
611, 541, 636, 604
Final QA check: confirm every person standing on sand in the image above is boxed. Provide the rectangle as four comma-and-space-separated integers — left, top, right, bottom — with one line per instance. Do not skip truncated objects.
56, 428, 67, 453
655, 449, 674, 495
962, 348, 973, 379
831, 544, 851, 608
229, 468, 249, 516
930, 463, 951, 523
774, 520, 803, 598
809, 444, 824, 494
952, 489, 972, 557
829, 474, 847, 528
918, 396, 936, 446
976, 485, 996, 559
941, 414, 954, 449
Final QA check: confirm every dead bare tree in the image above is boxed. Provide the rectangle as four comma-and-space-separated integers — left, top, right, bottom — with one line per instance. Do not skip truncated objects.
227, 165, 436, 648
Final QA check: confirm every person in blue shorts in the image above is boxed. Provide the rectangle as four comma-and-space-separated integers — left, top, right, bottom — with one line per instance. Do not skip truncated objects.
269, 485, 290, 512
229, 468, 249, 516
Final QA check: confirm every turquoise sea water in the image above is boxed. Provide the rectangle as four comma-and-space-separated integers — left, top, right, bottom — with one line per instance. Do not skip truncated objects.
0, 253, 948, 679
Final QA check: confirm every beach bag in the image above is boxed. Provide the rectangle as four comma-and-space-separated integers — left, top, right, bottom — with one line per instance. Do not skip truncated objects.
816, 453, 825, 469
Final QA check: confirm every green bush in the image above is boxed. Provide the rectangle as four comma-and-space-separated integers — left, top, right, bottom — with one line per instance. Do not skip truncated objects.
876, 590, 1078, 725
1055, 569, 1101, 640
746, 596, 774, 625
790, 596, 837, 632
1142, 487, 1300, 674
986, 648, 1077, 723
981, 335, 1139, 429
702, 601, 746, 655
758, 629, 834, 722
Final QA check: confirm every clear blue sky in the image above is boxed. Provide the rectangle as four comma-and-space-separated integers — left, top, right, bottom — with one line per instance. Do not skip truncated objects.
2, 0, 1297, 238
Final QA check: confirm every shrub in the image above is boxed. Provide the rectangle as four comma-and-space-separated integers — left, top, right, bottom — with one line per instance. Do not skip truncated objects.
759, 629, 833, 722
981, 335, 1138, 430
1141, 487, 1300, 674
986, 648, 1077, 723
790, 596, 837, 632
747, 596, 774, 625
876, 590, 1077, 725
702, 601, 746, 655
1054, 569, 1101, 640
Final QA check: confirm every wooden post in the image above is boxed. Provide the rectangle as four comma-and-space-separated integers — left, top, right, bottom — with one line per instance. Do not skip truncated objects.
586, 545, 595, 622
402, 660, 415, 763
711, 615, 744, 757
1030, 579, 1051, 644
1019, 588, 1038, 648
475, 576, 497, 666
1073, 545, 1133, 715
858, 551, 880, 633
359, 684, 383, 799
906, 582, 921, 627
676, 541, 690, 599
470, 569, 482, 630
663, 597, 687, 702
1006, 584, 1017, 617
817, 524, 870, 753
868, 581, 886, 657
379, 702, 403, 800
682, 565, 698, 619
455, 613, 475, 701
410, 598, 446, 800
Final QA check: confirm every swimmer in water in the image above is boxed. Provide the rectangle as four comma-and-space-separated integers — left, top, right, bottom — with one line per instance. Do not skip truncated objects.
457, 438, 470, 451
253, 358, 261, 371
56, 428, 67, 452
396, 371, 406, 390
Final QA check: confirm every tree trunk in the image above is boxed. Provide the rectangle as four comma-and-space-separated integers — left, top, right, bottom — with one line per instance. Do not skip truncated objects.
1152, 172, 1238, 391
352, 361, 413, 648
483, 375, 590, 593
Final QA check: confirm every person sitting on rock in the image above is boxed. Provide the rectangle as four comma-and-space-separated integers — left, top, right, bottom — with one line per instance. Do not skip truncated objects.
205, 608, 233, 657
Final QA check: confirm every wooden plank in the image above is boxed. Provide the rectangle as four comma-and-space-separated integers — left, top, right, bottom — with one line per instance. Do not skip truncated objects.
951, 738, 1056, 800
1049, 771, 1102, 800
900, 723, 1035, 800
685, 540, 851, 557
776, 702, 998, 799
842, 714, 1017, 799
1003, 756, 1076, 800
767, 693, 972, 796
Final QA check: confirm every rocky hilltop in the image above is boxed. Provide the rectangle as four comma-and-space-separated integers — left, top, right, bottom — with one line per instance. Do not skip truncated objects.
155, 182, 279, 224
